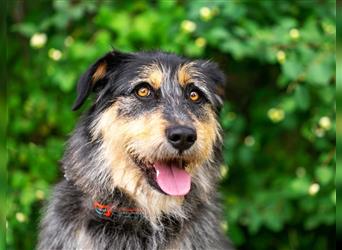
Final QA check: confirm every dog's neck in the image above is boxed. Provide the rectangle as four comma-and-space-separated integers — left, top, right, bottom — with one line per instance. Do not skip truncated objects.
64, 177, 149, 223
92, 201, 144, 221
85, 184, 185, 230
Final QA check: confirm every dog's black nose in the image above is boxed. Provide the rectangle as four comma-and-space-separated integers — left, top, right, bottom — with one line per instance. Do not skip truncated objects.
166, 126, 197, 151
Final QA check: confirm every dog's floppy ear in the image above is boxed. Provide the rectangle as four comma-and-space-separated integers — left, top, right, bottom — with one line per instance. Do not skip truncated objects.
72, 50, 128, 111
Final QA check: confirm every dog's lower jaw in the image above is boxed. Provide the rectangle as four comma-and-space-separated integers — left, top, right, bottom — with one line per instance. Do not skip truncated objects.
113, 174, 187, 224
107, 158, 219, 224
96, 152, 187, 222
95, 180, 186, 226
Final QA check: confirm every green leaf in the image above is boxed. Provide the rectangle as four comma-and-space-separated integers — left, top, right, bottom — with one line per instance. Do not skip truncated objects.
288, 177, 311, 197
315, 167, 334, 185
282, 56, 303, 81
306, 55, 335, 85
11, 23, 38, 37
228, 223, 245, 245
294, 85, 310, 110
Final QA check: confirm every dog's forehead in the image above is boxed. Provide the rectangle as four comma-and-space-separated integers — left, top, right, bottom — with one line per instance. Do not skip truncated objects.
132, 58, 205, 89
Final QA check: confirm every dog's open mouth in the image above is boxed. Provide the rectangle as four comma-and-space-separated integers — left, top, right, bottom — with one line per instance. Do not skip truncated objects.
130, 155, 191, 196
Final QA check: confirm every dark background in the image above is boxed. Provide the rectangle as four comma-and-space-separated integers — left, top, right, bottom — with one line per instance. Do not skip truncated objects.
7, 1, 336, 249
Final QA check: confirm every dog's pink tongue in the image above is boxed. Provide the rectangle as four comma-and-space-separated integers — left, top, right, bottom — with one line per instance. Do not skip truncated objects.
154, 162, 191, 196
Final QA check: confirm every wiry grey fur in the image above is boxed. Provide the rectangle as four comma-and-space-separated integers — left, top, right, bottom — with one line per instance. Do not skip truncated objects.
38, 51, 234, 250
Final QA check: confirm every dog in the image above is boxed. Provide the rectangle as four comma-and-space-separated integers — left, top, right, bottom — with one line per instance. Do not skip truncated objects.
38, 50, 233, 250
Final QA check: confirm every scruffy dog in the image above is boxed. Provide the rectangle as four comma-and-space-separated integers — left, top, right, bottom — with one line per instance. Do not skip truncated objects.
38, 50, 233, 250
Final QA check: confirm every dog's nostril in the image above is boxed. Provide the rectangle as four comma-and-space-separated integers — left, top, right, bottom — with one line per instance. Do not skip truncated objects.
166, 126, 197, 151
187, 135, 196, 143
169, 134, 181, 142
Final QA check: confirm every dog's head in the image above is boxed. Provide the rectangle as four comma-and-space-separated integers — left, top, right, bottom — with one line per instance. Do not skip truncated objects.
67, 50, 225, 218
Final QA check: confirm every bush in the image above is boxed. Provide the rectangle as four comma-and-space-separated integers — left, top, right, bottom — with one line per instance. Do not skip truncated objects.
7, 1, 335, 249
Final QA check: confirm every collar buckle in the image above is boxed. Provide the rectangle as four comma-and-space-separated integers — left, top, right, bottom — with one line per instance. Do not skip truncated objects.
94, 202, 112, 217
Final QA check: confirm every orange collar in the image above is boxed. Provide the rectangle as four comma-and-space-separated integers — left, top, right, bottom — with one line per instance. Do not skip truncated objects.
93, 201, 143, 220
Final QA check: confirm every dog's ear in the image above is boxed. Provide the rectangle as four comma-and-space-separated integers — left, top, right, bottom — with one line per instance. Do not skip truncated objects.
72, 51, 129, 111
200, 61, 226, 111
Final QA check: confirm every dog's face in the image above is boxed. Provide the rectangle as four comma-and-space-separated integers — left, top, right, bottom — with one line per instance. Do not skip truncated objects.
72, 51, 224, 217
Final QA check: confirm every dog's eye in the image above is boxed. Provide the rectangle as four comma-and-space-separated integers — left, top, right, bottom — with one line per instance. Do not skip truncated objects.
136, 86, 151, 98
189, 90, 202, 103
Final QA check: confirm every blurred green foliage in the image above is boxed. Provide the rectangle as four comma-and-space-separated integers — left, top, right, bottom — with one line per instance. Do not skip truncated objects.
7, 1, 335, 249
1, 3, 7, 248
336, 1, 342, 238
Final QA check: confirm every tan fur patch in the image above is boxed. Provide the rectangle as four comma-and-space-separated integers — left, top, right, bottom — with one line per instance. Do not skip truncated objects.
194, 108, 219, 160
186, 106, 220, 172
139, 64, 163, 89
177, 62, 199, 87
149, 67, 163, 89
92, 62, 107, 83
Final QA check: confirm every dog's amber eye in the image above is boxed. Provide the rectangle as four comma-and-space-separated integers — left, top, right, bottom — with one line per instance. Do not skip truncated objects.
189, 91, 201, 102
136, 87, 151, 97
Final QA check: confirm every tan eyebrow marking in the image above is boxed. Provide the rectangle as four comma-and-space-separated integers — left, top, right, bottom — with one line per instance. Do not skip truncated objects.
149, 67, 163, 89
177, 62, 198, 87
138, 63, 163, 89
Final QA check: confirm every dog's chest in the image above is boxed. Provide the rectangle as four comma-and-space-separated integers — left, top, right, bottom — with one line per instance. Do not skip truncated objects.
72, 219, 183, 250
